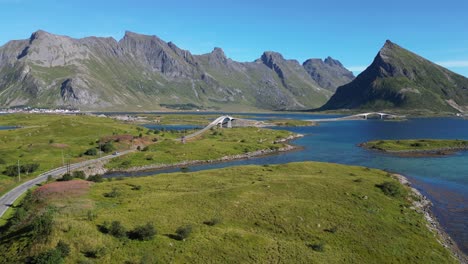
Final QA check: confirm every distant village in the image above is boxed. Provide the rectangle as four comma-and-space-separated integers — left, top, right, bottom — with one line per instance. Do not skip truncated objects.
0, 107, 80, 114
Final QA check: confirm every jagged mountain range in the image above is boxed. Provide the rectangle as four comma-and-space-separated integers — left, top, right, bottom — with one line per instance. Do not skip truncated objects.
320, 40, 468, 113
303, 57, 354, 92
0, 30, 354, 111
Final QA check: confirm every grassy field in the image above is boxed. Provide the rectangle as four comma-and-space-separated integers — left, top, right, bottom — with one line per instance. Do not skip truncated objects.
106, 127, 294, 169
362, 139, 468, 152
132, 114, 314, 127
0, 162, 456, 263
138, 114, 233, 125
0, 114, 148, 196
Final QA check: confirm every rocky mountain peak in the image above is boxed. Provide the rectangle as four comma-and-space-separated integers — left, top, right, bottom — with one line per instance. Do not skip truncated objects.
378, 39, 400, 60
260, 51, 285, 63
384, 39, 395, 47
324, 56, 343, 67
303, 58, 322, 65
208, 47, 228, 63
258, 51, 288, 81
211, 47, 225, 57
120, 31, 196, 77
121, 31, 165, 45
321, 40, 468, 112
30, 30, 50, 42
17, 30, 89, 66
123, 30, 145, 39
370, 40, 415, 78
303, 57, 354, 92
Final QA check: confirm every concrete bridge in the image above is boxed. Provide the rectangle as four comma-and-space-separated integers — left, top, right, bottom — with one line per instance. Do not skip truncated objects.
182, 115, 236, 140
307, 112, 405, 122
348, 112, 402, 120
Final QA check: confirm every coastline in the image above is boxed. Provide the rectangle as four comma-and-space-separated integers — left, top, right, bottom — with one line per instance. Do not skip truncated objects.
83, 134, 304, 176
392, 173, 467, 263
80, 133, 467, 263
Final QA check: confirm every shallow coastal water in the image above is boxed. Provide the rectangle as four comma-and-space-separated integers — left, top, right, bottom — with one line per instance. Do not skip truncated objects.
0, 126, 17, 130
107, 114, 468, 254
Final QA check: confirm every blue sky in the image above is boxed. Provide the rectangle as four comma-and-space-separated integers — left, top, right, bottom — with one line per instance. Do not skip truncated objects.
1, 0, 467, 76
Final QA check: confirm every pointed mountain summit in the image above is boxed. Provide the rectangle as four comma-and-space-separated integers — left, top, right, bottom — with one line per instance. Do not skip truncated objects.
303, 56, 354, 92
320, 40, 468, 112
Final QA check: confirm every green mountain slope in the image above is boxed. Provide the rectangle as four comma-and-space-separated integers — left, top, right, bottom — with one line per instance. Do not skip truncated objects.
0, 30, 341, 111
320, 40, 468, 113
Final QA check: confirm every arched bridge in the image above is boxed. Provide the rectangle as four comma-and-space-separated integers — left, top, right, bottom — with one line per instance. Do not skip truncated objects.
348, 112, 402, 120
182, 115, 236, 140
307, 112, 405, 122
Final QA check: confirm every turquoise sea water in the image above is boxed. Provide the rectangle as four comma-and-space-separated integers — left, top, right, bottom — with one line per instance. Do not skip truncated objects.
109, 114, 468, 254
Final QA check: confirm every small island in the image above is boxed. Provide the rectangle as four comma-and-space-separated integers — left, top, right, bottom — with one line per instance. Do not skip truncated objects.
360, 139, 468, 157
265, 119, 317, 127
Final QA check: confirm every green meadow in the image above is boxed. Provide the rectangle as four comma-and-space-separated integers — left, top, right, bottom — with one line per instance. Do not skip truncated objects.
139, 114, 225, 125
106, 127, 294, 169
0, 162, 456, 263
0, 114, 145, 195
268, 119, 316, 127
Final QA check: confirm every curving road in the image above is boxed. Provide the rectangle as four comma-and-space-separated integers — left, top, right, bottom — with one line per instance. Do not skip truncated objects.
1, 115, 236, 219
0, 150, 134, 218
1, 115, 237, 218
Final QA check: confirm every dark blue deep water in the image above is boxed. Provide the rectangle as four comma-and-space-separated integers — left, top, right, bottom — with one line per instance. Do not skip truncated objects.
107, 114, 468, 253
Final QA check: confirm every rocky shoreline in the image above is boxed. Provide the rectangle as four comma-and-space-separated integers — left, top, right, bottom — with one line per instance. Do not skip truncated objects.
392, 173, 467, 263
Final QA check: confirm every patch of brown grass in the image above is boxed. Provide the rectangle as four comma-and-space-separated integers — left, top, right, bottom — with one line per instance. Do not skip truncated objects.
50, 143, 69, 149
35, 180, 91, 201
101, 134, 134, 143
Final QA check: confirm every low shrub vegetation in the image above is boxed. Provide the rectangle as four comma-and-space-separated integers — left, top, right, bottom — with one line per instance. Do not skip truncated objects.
308, 242, 326, 252
109, 221, 127, 238
83, 148, 97, 156
203, 217, 222, 226
87, 174, 103, 183
3, 163, 40, 177
103, 187, 120, 198
128, 222, 157, 241
376, 181, 403, 197
175, 225, 192, 240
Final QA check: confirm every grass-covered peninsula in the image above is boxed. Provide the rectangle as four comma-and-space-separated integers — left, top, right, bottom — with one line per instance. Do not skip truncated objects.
0, 114, 147, 196
0, 113, 298, 196
0, 162, 457, 263
360, 139, 468, 156
106, 127, 297, 170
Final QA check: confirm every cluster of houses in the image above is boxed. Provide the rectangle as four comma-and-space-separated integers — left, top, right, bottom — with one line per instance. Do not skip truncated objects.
0, 107, 80, 114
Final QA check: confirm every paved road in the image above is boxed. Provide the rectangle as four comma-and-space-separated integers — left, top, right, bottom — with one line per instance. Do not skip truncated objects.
0, 150, 134, 218
1, 115, 235, 218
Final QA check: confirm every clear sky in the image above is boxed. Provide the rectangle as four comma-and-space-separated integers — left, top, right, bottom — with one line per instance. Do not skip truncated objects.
1, 0, 467, 76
